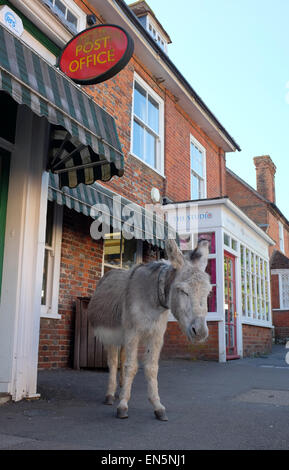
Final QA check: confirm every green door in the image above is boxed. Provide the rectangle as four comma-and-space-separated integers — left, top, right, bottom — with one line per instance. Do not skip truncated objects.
0, 150, 10, 297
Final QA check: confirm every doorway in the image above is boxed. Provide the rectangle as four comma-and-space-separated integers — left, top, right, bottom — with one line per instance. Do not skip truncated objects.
224, 251, 239, 359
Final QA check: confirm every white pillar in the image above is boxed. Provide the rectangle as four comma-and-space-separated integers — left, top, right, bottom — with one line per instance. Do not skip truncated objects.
0, 106, 49, 400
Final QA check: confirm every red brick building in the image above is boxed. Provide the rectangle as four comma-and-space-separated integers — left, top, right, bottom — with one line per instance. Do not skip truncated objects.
0, 1, 277, 403
226, 155, 289, 343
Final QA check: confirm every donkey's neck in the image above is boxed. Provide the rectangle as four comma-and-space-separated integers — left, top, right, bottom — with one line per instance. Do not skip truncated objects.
157, 263, 176, 309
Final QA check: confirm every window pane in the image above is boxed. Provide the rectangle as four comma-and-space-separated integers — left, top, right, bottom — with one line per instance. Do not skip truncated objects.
148, 95, 159, 133
224, 233, 230, 247
208, 285, 216, 312
145, 130, 156, 168
104, 236, 121, 267
206, 259, 216, 284
45, 202, 54, 247
134, 82, 146, 122
41, 250, 49, 305
191, 174, 200, 200
191, 143, 203, 177
122, 238, 137, 270
67, 10, 78, 28
55, 0, 66, 16
133, 119, 145, 160
197, 232, 216, 254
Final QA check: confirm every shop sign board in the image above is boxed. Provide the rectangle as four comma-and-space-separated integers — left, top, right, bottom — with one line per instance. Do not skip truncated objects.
58, 24, 134, 85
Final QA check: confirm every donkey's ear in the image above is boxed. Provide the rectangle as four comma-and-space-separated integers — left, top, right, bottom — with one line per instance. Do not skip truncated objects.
165, 239, 184, 270
188, 239, 209, 271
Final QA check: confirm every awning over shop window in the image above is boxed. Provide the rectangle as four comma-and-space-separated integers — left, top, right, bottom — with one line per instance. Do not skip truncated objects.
0, 24, 124, 188
48, 172, 175, 249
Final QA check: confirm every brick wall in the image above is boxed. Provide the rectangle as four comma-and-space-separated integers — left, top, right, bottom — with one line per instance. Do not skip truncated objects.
38, 0, 229, 369
161, 321, 219, 361
38, 207, 103, 369
242, 324, 272, 357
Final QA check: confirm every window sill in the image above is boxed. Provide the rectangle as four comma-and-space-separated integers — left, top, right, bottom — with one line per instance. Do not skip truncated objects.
272, 308, 289, 312
41, 309, 61, 320
129, 152, 165, 179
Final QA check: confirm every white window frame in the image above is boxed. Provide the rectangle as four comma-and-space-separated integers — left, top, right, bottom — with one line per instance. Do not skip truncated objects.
146, 17, 168, 53
41, 0, 86, 33
272, 269, 289, 311
279, 221, 285, 253
130, 72, 165, 176
190, 135, 207, 200
41, 202, 63, 319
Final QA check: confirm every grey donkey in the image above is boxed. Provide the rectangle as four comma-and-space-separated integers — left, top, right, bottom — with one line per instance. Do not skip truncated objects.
87, 238, 211, 421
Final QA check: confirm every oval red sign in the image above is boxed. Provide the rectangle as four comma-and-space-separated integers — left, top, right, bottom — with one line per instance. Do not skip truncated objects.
59, 24, 134, 85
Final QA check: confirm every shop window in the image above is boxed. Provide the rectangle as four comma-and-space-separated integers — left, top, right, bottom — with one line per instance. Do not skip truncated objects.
0, 92, 18, 144
103, 234, 142, 274
41, 201, 63, 318
190, 136, 206, 200
131, 74, 164, 174
240, 244, 270, 323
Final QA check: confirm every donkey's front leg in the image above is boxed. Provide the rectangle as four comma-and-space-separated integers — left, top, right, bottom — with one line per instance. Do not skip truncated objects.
144, 328, 168, 421
116, 333, 139, 419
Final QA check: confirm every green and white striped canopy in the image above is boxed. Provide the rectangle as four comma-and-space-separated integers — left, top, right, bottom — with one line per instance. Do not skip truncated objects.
0, 24, 124, 187
48, 172, 174, 249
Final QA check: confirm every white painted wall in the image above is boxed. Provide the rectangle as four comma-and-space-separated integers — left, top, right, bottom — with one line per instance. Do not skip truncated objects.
0, 106, 49, 399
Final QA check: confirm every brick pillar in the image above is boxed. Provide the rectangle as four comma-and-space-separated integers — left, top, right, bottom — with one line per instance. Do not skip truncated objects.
253, 155, 276, 203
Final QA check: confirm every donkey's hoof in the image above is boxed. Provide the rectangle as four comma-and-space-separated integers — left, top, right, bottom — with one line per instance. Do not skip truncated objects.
103, 395, 114, 405
116, 407, 128, 419
154, 409, 168, 421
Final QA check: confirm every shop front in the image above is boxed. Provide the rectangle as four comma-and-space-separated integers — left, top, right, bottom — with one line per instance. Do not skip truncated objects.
0, 22, 125, 400
165, 197, 274, 362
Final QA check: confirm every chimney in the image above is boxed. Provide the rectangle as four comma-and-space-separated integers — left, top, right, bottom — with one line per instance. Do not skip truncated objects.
253, 155, 276, 203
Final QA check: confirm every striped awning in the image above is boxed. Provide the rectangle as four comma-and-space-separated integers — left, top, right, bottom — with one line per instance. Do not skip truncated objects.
48, 173, 175, 249
0, 24, 124, 187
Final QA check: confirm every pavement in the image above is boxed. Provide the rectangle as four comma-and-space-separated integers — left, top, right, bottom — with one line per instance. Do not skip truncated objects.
0, 344, 289, 451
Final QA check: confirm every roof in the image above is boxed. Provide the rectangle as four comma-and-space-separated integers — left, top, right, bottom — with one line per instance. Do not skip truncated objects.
129, 0, 172, 43
226, 168, 289, 228
270, 250, 289, 269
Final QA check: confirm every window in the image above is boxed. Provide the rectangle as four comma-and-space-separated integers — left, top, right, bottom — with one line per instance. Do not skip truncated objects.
103, 234, 142, 274
131, 74, 164, 174
41, 201, 63, 318
240, 244, 270, 324
147, 20, 167, 52
279, 271, 289, 310
190, 136, 206, 200
42, 0, 81, 33
279, 222, 284, 253
224, 233, 238, 252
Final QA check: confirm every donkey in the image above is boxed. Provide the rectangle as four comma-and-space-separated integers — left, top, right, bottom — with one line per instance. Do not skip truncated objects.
87, 238, 211, 421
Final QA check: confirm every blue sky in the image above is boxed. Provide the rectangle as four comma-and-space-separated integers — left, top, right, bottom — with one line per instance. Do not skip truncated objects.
128, 0, 289, 218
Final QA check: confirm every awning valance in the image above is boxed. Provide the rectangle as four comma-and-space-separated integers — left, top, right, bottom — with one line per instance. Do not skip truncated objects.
48, 173, 175, 249
0, 24, 124, 187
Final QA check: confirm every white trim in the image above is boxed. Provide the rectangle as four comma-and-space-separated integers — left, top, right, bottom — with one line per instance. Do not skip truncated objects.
190, 134, 207, 200
12, 0, 86, 47
131, 72, 165, 176
40, 202, 63, 319
279, 221, 285, 253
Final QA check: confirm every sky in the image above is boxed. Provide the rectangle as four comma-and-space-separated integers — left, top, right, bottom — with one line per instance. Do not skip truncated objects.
126, 0, 289, 218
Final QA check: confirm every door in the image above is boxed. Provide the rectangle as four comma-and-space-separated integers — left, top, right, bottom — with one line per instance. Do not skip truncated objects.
0, 150, 10, 298
224, 251, 239, 359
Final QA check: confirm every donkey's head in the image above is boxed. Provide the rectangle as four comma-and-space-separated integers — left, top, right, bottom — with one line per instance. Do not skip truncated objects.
166, 238, 212, 343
